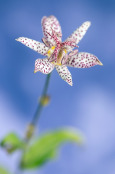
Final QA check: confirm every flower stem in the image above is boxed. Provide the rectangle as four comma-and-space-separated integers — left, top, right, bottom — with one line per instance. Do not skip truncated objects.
25, 73, 51, 140
32, 73, 51, 125
14, 73, 52, 174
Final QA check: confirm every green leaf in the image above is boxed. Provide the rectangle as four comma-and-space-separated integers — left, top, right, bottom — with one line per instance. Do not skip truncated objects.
0, 167, 9, 174
0, 133, 24, 153
21, 128, 84, 169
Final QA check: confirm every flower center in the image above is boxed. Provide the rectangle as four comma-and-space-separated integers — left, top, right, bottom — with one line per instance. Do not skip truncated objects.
56, 48, 67, 65
47, 46, 67, 66
47, 46, 55, 58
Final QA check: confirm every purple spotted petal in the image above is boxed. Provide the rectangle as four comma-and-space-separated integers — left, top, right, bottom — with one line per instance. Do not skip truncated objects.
65, 21, 91, 51
16, 37, 48, 56
66, 52, 103, 68
34, 58, 54, 74
55, 65, 73, 86
41, 16, 62, 45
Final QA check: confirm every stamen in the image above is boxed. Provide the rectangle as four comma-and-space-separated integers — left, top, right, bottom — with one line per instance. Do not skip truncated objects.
46, 29, 61, 45
47, 46, 55, 57
42, 38, 51, 47
51, 46, 55, 50
64, 49, 67, 54
51, 61, 62, 66
62, 40, 79, 48
56, 48, 68, 65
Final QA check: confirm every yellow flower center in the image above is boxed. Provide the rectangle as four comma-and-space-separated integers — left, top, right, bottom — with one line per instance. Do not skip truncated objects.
56, 48, 67, 65
47, 46, 55, 57
47, 46, 67, 66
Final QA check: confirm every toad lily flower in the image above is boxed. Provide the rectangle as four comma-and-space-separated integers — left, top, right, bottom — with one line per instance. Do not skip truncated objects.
16, 15, 102, 86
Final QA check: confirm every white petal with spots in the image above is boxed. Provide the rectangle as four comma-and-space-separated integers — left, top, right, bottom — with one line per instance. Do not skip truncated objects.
16, 37, 48, 56
65, 21, 91, 51
55, 65, 73, 86
66, 52, 103, 68
34, 58, 54, 74
41, 16, 62, 45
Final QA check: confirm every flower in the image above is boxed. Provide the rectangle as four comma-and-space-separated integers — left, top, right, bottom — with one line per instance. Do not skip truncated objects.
16, 15, 103, 86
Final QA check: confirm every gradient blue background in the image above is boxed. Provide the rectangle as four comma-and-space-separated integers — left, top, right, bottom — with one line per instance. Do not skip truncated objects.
0, 0, 115, 173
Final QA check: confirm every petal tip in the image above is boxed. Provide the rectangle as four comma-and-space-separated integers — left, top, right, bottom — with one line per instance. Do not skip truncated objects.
15, 37, 22, 42
97, 60, 103, 66
84, 21, 91, 27
41, 16, 47, 23
49, 15, 55, 18
34, 69, 39, 73
69, 82, 73, 86
15, 38, 19, 41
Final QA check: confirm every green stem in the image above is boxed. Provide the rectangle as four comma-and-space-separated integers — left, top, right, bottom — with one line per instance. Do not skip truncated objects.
14, 73, 52, 174
25, 73, 52, 140
31, 73, 51, 125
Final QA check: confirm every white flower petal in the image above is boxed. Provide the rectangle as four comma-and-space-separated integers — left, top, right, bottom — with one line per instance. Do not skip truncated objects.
16, 37, 48, 56
34, 58, 54, 74
41, 16, 62, 45
55, 65, 73, 86
66, 52, 103, 68
65, 21, 91, 51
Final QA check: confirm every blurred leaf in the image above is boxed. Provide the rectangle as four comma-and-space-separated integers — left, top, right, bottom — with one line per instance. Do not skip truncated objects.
0, 167, 10, 174
0, 133, 24, 153
21, 128, 83, 169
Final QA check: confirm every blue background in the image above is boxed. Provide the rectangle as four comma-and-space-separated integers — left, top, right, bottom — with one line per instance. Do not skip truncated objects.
0, 0, 115, 173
